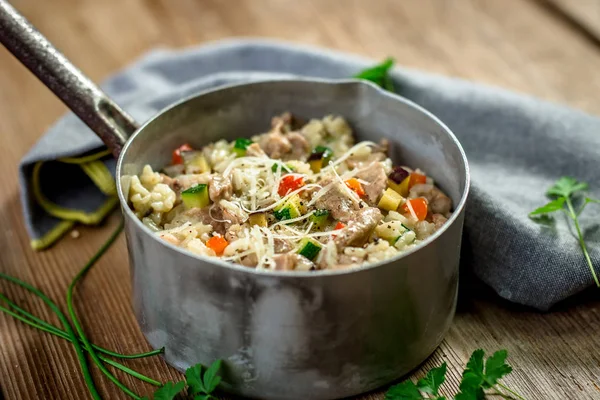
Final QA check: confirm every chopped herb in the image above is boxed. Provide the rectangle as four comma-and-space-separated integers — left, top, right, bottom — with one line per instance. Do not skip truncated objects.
529, 177, 599, 287
233, 138, 253, 156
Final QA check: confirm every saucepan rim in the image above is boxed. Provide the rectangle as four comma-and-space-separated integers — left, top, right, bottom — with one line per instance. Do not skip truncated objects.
115, 77, 470, 277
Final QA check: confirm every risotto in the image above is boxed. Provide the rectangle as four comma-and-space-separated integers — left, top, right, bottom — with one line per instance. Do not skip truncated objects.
121, 113, 452, 271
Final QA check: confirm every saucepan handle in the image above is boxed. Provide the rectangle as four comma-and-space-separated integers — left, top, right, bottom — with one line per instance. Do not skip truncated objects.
0, 0, 139, 157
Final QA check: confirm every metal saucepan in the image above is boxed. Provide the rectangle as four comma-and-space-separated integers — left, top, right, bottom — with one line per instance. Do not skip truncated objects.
0, 2, 470, 399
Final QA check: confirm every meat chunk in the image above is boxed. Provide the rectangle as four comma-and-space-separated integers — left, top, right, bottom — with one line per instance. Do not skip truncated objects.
271, 112, 293, 132
273, 253, 314, 271
274, 238, 292, 253
241, 254, 259, 268
161, 173, 209, 193
314, 177, 361, 221
429, 190, 452, 216
209, 174, 232, 202
355, 162, 387, 206
259, 113, 308, 159
432, 213, 448, 230
183, 204, 242, 235
333, 207, 382, 250
245, 143, 267, 157
259, 131, 291, 159
285, 131, 310, 160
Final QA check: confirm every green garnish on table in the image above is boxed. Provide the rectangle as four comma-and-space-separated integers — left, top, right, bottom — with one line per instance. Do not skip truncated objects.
529, 177, 600, 287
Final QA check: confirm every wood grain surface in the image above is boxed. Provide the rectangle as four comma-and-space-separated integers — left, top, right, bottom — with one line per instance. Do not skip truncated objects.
1, 0, 600, 399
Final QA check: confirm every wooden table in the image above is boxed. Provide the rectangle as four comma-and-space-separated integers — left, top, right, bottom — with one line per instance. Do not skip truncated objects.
1, 0, 599, 399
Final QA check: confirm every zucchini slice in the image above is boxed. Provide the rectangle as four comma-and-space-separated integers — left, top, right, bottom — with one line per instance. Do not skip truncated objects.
181, 184, 210, 209
297, 238, 322, 260
273, 194, 302, 220
309, 209, 330, 229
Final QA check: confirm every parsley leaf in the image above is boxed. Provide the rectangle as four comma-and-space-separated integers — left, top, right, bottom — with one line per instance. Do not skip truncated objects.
546, 176, 588, 198
202, 360, 222, 394
456, 350, 518, 399
528, 198, 565, 216
456, 350, 485, 397
417, 362, 447, 395
530, 176, 600, 287
385, 380, 423, 399
483, 350, 512, 387
184, 360, 222, 400
354, 58, 395, 91
146, 381, 185, 400
185, 364, 206, 395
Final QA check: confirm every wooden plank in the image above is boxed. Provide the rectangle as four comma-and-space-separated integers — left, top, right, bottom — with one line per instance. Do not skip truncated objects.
544, 0, 600, 42
1, 0, 600, 399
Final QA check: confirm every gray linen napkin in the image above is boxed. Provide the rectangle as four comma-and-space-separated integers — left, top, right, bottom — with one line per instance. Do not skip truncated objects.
19, 39, 599, 310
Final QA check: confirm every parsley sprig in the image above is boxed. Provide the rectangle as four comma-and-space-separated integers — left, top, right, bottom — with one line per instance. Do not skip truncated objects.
354, 57, 396, 91
385, 349, 525, 400
529, 177, 600, 287
143, 360, 222, 400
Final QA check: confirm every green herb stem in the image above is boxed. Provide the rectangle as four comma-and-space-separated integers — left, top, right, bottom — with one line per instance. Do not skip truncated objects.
496, 382, 527, 400
0, 293, 163, 360
0, 272, 101, 400
566, 197, 600, 287
66, 220, 143, 399
0, 303, 161, 387
100, 357, 161, 387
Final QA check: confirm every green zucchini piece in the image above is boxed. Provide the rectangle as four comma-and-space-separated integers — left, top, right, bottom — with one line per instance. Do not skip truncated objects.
308, 146, 334, 173
233, 138, 253, 157
273, 194, 302, 221
297, 238, 322, 261
309, 209, 330, 229
181, 184, 210, 209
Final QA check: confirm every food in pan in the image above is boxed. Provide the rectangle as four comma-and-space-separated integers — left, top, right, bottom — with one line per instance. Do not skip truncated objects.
121, 113, 452, 271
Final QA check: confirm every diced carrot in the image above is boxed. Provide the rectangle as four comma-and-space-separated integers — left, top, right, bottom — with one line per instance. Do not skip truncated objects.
278, 175, 305, 197
206, 235, 229, 256
345, 178, 365, 197
172, 143, 193, 165
401, 198, 428, 221
334, 221, 346, 230
408, 173, 427, 189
